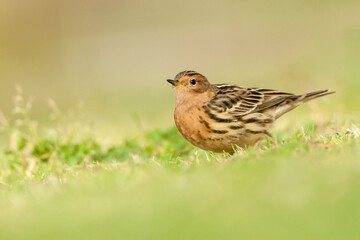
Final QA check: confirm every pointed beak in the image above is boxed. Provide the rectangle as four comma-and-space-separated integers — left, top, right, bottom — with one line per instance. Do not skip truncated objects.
167, 79, 180, 86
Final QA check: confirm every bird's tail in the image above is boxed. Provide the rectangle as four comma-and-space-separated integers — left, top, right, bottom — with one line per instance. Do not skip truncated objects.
275, 89, 335, 119
299, 89, 336, 103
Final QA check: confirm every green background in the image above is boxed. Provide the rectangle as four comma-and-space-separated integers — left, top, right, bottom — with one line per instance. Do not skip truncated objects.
0, 0, 360, 239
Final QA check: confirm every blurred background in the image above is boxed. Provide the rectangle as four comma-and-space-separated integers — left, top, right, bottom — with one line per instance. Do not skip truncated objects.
0, 0, 359, 139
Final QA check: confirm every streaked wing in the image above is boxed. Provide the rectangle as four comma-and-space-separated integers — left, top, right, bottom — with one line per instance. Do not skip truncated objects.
209, 84, 295, 118
252, 88, 295, 113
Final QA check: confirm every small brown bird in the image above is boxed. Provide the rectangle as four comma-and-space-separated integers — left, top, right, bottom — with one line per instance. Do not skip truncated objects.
167, 70, 335, 153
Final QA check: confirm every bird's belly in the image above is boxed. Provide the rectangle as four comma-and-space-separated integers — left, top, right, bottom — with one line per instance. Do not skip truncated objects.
174, 108, 267, 153
197, 134, 266, 153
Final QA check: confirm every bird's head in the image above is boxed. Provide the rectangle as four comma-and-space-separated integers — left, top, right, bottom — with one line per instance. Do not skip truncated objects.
167, 71, 212, 97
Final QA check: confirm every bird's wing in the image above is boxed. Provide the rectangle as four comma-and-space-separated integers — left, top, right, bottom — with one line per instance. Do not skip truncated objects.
209, 84, 295, 118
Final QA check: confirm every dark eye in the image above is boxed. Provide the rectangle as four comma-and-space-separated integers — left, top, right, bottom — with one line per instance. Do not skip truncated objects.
190, 79, 196, 85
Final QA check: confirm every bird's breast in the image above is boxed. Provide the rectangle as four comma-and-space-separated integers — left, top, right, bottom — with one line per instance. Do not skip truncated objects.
174, 103, 210, 149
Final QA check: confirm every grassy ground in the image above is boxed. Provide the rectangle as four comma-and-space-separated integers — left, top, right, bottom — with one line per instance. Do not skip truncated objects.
0, 89, 360, 240
1, 1, 360, 239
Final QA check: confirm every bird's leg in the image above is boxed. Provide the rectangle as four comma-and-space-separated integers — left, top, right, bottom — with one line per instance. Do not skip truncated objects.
254, 139, 263, 148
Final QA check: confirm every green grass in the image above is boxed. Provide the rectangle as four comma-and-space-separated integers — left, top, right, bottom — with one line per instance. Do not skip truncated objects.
1, 90, 360, 240
1, 1, 360, 239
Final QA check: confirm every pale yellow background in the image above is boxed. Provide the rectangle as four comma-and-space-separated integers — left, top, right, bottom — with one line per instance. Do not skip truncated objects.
1, 0, 359, 137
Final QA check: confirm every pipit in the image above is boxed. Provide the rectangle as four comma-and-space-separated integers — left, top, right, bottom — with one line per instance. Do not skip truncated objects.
167, 70, 335, 153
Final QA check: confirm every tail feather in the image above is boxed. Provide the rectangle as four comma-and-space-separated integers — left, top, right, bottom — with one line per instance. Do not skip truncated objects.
297, 89, 336, 104
275, 89, 335, 118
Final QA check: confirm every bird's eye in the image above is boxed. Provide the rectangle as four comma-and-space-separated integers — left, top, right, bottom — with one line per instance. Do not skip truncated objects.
190, 79, 196, 85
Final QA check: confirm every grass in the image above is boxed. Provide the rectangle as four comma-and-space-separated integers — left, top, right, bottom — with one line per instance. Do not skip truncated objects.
1, 1, 360, 239
0, 89, 360, 240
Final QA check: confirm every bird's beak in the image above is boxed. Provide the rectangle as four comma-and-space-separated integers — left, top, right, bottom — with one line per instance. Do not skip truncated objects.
167, 79, 181, 86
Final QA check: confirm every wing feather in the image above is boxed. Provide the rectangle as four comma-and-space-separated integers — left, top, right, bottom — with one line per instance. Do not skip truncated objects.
208, 85, 295, 119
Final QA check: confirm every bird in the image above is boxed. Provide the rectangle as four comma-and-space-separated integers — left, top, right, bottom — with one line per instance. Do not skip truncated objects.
167, 70, 335, 153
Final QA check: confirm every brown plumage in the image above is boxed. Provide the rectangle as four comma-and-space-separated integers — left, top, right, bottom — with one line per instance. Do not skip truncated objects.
167, 70, 335, 153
